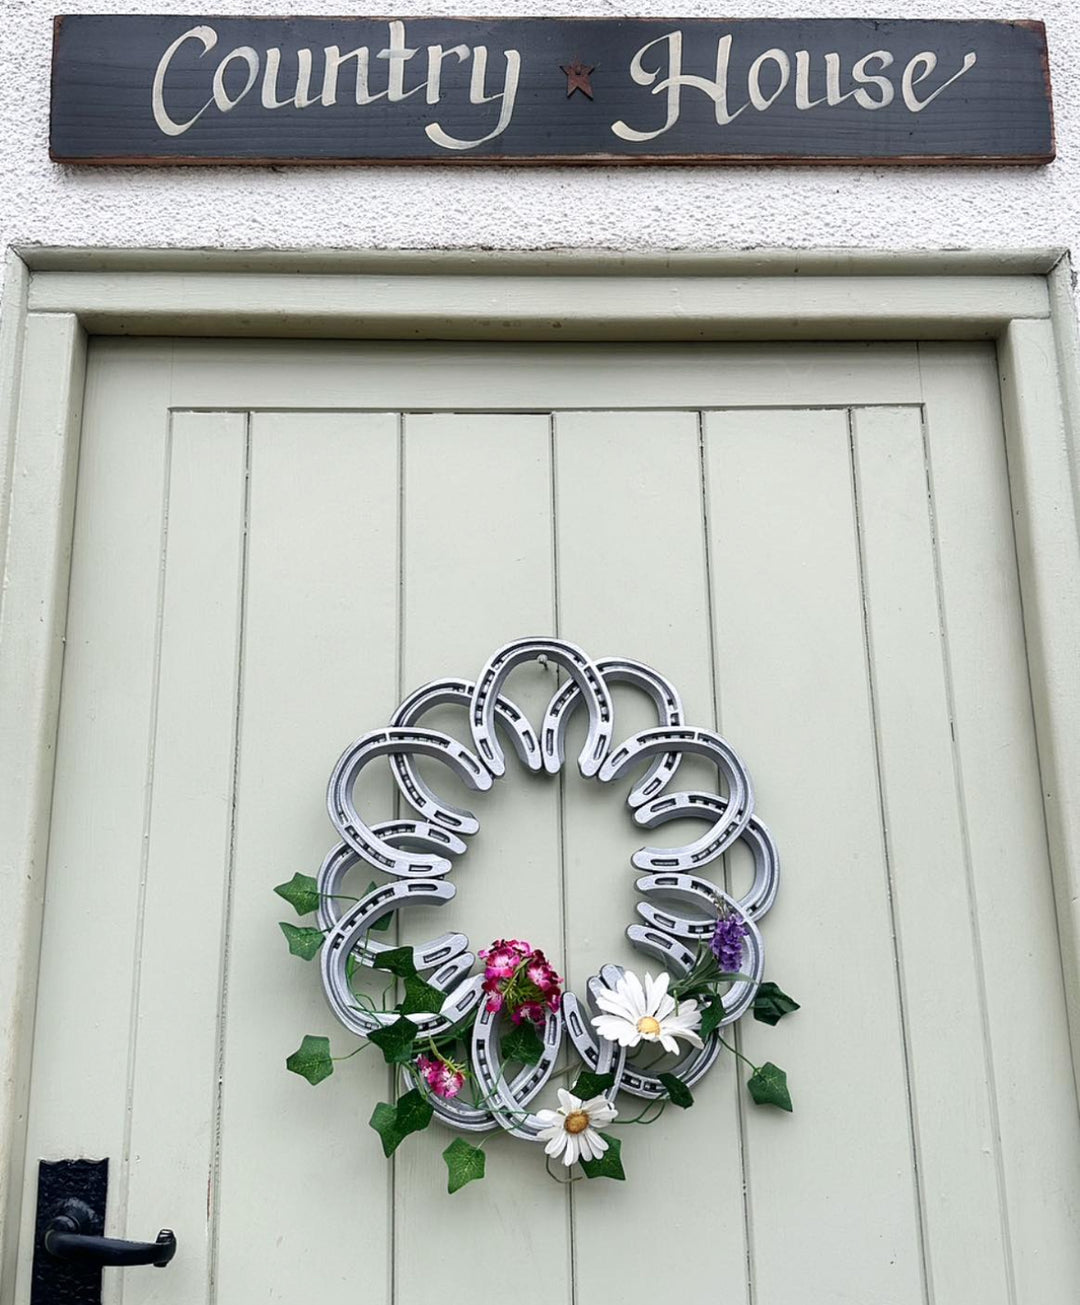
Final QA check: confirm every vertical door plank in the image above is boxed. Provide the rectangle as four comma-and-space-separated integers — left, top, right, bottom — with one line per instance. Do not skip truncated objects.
919, 345, 1080, 1302
554, 410, 750, 1305
215, 413, 400, 1305
851, 405, 1010, 1303
0, 313, 85, 1305
123, 413, 247, 1304
395, 413, 572, 1305
703, 408, 925, 1305
14, 344, 175, 1303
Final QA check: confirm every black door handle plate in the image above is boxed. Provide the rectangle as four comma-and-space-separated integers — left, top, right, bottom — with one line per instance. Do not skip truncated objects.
31, 1159, 177, 1305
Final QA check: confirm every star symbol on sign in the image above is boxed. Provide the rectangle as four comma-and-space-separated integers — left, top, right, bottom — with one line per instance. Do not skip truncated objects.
561, 60, 595, 99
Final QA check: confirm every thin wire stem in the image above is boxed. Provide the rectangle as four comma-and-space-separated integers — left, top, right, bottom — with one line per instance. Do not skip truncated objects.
718, 1034, 757, 1072
332, 1044, 369, 1063
613, 1100, 667, 1126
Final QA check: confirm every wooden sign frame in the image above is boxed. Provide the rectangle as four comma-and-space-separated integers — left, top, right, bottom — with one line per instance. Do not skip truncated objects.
50, 16, 1054, 166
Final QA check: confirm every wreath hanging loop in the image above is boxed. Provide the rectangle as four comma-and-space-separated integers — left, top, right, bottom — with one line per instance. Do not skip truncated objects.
278, 637, 798, 1191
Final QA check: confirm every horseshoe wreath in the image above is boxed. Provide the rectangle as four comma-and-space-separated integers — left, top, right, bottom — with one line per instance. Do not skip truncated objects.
277, 638, 798, 1192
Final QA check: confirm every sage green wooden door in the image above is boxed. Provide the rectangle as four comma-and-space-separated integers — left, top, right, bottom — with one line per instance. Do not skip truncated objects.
16, 339, 1080, 1304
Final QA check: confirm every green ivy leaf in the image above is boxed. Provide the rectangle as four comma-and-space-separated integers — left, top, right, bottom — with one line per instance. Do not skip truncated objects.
747, 1061, 793, 1112
398, 974, 445, 1017
369, 1089, 434, 1157
365, 882, 392, 932
369, 1102, 400, 1154
500, 1020, 545, 1066
274, 872, 321, 916
753, 982, 801, 1026
579, 1132, 625, 1181
571, 1069, 615, 1100
286, 1034, 333, 1085
346, 952, 360, 985
442, 1137, 486, 1193
657, 1072, 694, 1109
699, 995, 725, 1040
367, 1016, 418, 1064
279, 922, 325, 960
395, 1088, 434, 1136
371, 945, 418, 979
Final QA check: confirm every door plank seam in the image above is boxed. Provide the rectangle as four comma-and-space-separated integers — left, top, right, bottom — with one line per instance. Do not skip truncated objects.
698, 412, 757, 1305
207, 412, 253, 1304
549, 411, 578, 1305
390, 410, 405, 1305
117, 408, 175, 1302
915, 346, 1020, 1305
847, 407, 933, 1305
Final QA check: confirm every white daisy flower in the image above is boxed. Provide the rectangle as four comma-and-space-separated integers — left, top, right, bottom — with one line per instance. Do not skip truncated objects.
535, 1088, 618, 1166
591, 970, 704, 1055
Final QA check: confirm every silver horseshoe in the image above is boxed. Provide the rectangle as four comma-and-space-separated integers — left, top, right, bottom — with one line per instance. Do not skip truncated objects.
600, 727, 754, 870
328, 727, 491, 877
541, 657, 684, 806
470, 638, 613, 778
390, 677, 541, 834
634, 790, 780, 919
470, 1003, 566, 1140
321, 879, 480, 1038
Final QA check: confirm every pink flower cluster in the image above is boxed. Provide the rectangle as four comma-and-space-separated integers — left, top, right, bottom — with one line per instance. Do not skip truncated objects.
479, 938, 563, 1025
416, 1054, 466, 1100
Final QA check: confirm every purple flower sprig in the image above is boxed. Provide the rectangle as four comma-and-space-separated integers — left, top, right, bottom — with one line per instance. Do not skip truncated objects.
710, 914, 749, 974
670, 911, 751, 1003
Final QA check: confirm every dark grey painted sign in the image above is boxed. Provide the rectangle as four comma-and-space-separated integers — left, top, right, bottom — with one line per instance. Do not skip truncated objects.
50, 16, 1054, 165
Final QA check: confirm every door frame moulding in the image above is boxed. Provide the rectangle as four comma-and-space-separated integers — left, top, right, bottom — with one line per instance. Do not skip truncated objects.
1, 247, 1079, 1302
12, 245, 1063, 342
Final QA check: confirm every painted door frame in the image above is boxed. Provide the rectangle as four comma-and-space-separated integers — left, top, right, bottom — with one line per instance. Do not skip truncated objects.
2, 247, 1079, 1302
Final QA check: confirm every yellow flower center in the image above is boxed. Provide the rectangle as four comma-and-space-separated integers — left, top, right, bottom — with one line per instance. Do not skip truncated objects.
564, 1110, 590, 1135
637, 1015, 662, 1036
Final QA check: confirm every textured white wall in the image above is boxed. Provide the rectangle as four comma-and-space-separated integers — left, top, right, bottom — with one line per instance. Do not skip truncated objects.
1, 2, 1076, 270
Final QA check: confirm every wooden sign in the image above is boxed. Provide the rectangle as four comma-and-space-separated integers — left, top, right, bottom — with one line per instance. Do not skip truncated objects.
50, 16, 1054, 166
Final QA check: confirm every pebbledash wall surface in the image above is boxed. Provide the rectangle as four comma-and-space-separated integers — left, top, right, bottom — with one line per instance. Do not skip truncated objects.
0, 0, 1078, 302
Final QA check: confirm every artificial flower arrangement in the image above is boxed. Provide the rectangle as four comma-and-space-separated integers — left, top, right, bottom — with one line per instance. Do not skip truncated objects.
277, 638, 799, 1192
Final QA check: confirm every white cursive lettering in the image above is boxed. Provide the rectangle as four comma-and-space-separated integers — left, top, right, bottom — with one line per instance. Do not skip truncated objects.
748, 48, 790, 111
152, 20, 522, 148
211, 46, 259, 113
261, 48, 317, 109
426, 46, 521, 149
902, 50, 977, 111
851, 50, 895, 110
612, 30, 979, 141
151, 25, 217, 136
149, 22, 983, 153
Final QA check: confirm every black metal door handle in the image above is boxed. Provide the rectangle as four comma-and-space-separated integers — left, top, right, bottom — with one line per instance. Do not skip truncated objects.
43, 1199, 176, 1268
